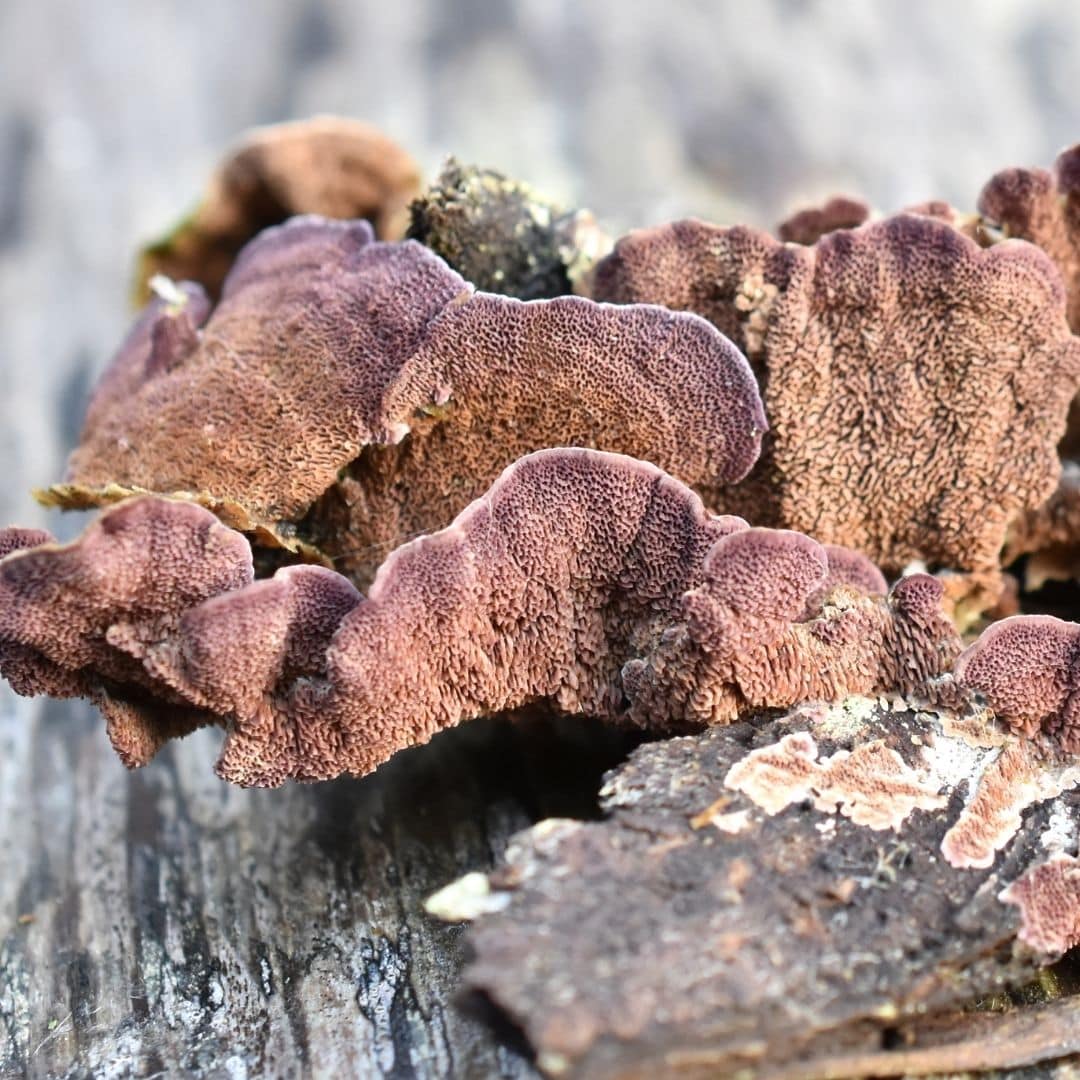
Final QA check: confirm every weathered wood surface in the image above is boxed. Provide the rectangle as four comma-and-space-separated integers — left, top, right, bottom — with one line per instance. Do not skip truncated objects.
2, 2, 1080, 1076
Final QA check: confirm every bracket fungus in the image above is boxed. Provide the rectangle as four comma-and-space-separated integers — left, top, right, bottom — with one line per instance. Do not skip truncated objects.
3, 448, 960, 786
135, 117, 422, 303
590, 213, 1080, 617
48, 215, 766, 587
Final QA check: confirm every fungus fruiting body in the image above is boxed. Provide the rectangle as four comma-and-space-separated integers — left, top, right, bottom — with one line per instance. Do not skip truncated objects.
4, 118, 1080, 1076
135, 117, 422, 302
0, 498, 254, 764
590, 213, 1080, 615
776, 194, 870, 244
2, 449, 960, 786
50, 216, 767, 587
978, 143, 1080, 334
1000, 855, 1080, 956
955, 615, 1080, 753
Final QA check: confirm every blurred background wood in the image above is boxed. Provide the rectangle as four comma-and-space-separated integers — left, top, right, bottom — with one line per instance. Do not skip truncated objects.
2, 1, 1079, 1075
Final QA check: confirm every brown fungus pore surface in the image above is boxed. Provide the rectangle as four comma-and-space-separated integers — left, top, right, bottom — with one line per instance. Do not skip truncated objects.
53, 216, 767, 588
590, 214, 1080, 615
776, 194, 870, 245
2, 450, 959, 787
0, 499, 253, 766
955, 614, 1080, 754
135, 116, 421, 302
978, 142, 1080, 334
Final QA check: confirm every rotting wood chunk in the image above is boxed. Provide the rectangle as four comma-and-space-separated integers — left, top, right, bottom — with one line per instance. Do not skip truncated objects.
434, 698, 1079, 1078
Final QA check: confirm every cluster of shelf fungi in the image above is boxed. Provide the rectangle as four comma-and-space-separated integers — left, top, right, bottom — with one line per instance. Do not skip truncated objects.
2, 117, 1079, 1076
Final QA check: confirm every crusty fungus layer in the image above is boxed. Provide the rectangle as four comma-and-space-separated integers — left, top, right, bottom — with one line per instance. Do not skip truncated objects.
941, 739, 1080, 869
590, 213, 1080, 616
49, 215, 767, 587
999, 855, 1080, 957
134, 116, 422, 302
1, 449, 960, 787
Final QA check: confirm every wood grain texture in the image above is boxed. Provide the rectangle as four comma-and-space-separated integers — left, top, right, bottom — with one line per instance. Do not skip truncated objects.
2, 1, 1080, 1076
1, 698, 637, 1078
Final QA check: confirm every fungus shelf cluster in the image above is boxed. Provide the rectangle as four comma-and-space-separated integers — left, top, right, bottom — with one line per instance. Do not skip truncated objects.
2, 118, 1078, 1076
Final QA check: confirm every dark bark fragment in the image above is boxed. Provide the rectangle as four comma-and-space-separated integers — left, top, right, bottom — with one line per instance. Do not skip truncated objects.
407, 159, 609, 298
456, 701, 1080, 1078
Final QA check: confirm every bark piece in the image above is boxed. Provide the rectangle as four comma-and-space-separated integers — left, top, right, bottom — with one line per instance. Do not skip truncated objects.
451, 700, 1080, 1078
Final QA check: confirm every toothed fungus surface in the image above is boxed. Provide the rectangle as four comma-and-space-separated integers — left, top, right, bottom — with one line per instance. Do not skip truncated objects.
999, 855, 1080, 956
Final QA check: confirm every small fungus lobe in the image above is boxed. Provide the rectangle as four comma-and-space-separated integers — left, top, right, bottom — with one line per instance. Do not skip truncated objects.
955, 615, 1080, 754
978, 143, 1080, 334
135, 117, 422, 301
999, 855, 1080, 957
0, 498, 253, 765
776, 194, 870, 244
